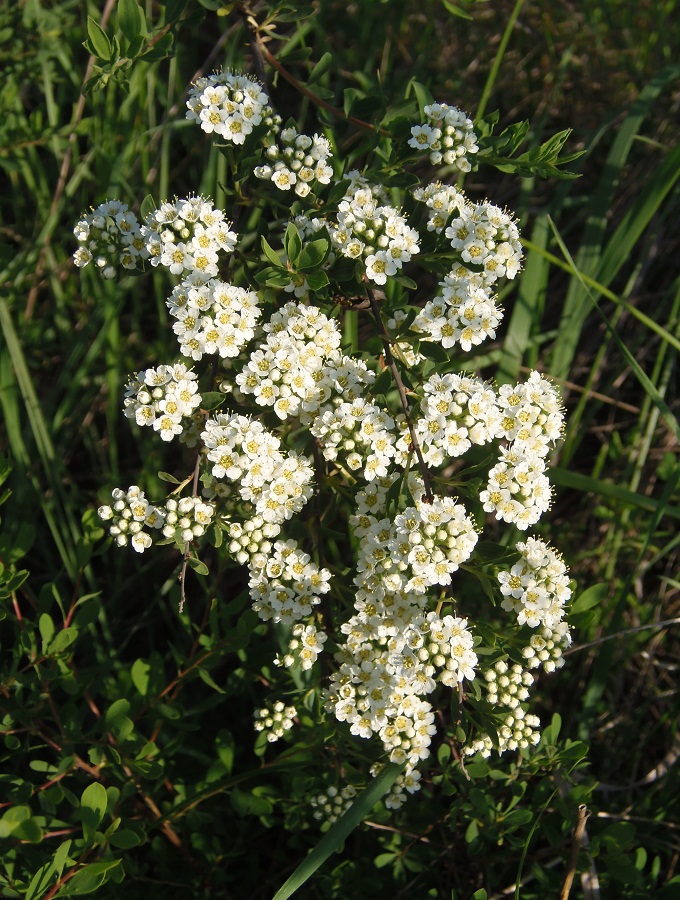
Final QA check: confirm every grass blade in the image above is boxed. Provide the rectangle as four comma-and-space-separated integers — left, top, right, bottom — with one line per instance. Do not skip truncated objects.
272, 762, 404, 900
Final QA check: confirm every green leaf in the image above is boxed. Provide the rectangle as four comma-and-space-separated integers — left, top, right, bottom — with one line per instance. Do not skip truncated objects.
54, 860, 123, 896
158, 471, 182, 484
86, 17, 113, 61
308, 51, 333, 83
442, 0, 474, 18
198, 667, 225, 693
305, 270, 329, 291
187, 556, 209, 576
407, 80, 435, 118
118, 0, 145, 42
164, 0, 189, 24
272, 763, 404, 900
108, 828, 143, 849
570, 583, 608, 614
25, 840, 73, 900
200, 391, 225, 411
80, 782, 108, 833
49, 627, 78, 655
39, 613, 55, 647
140, 32, 173, 61
297, 238, 331, 271
140, 193, 156, 221
261, 236, 284, 268
284, 222, 303, 264
131, 658, 151, 696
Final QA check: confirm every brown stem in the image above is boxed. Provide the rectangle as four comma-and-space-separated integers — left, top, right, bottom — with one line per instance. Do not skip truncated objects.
248, 23, 384, 135
178, 452, 203, 614
366, 289, 433, 503
560, 804, 591, 900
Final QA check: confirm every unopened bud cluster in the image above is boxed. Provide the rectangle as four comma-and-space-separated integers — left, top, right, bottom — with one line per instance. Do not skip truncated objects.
254, 701, 297, 742
73, 200, 147, 278
255, 126, 333, 197
409, 102, 479, 171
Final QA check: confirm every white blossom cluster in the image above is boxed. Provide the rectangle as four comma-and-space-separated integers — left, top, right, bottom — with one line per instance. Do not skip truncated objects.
254, 126, 333, 197
84, 76, 577, 808
248, 538, 331, 624
480, 372, 564, 529
412, 272, 503, 352
142, 196, 237, 281
321, 477, 480, 778
445, 200, 522, 285
310, 784, 358, 826
233, 301, 342, 420
73, 200, 147, 278
98, 486, 165, 553
328, 179, 420, 285
186, 71, 279, 145
499, 536, 573, 672
201, 413, 314, 526
161, 496, 215, 546
166, 278, 261, 361
409, 103, 479, 172
413, 182, 468, 234
311, 399, 398, 482
123, 363, 202, 442
406, 372, 502, 467
276, 623, 328, 670
462, 659, 541, 757
379, 767, 423, 810
254, 700, 297, 742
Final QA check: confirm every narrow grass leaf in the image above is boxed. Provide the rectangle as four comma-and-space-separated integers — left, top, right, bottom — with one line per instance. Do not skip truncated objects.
272, 762, 404, 900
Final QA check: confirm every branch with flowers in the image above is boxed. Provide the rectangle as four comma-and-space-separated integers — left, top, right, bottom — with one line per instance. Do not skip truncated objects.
76, 46, 577, 825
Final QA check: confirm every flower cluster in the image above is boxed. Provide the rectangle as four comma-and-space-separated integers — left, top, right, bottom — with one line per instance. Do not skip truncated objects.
166, 279, 261, 361
499, 537, 573, 672
310, 784, 358, 827
255, 126, 333, 197
186, 70, 279, 144
412, 274, 503, 352
328, 178, 420, 284
73, 200, 147, 278
445, 199, 522, 285
381, 768, 423, 810
161, 496, 215, 547
276, 623, 328, 670
98, 486, 165, 553
413, 182, 468, 234
254, 701, 297, 742
83, 71, 576, 815
122, 363, 202, 442
248, 538, 331, 624
142, 196, 237, 281
201, 413, 314, 526
481, 373, 564, 529
233, 301, 342, 420
409, 102, 479, 172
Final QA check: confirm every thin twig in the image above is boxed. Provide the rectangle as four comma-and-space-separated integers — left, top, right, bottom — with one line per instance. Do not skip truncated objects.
560, 804, 592, 900
178, 452, 203, 614
366, 288, 434, 503
248, 21, 383, 135
564, 617, 680, 655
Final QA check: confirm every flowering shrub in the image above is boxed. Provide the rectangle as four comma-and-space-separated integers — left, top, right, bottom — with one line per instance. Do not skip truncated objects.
77, 63, 578, 826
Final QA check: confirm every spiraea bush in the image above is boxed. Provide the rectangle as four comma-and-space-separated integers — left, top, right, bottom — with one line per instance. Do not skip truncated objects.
3, 1, 678, 898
